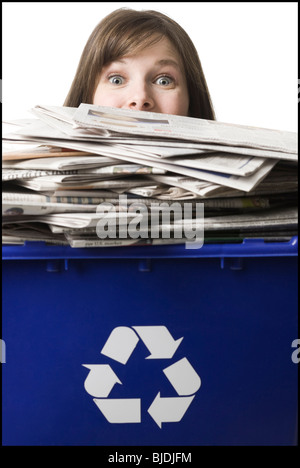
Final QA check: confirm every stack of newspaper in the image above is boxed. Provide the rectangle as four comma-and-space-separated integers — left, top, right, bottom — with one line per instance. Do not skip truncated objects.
2, 104, 298, 247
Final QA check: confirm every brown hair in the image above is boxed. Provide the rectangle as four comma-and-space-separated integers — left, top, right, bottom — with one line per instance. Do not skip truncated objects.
64, 8, 215, 120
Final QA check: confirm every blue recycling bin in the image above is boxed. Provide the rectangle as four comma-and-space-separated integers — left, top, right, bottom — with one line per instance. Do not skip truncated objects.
2, 238, 298, 446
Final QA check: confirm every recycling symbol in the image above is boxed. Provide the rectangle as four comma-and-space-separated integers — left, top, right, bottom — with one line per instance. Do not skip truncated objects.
82, 326, 201, 428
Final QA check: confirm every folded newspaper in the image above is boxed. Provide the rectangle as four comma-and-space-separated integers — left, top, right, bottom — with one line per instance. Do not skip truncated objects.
2, 104, 298, 247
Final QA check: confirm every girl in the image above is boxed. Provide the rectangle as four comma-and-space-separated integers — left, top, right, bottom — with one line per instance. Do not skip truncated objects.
64, 8, 215, 120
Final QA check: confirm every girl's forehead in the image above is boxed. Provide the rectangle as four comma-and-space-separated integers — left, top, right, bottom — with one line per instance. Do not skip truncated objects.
133, 35, 177, 54
117, 36, 182, 66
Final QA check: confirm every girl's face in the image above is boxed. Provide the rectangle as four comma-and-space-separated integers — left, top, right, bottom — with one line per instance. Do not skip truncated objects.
93, 37, 189, 116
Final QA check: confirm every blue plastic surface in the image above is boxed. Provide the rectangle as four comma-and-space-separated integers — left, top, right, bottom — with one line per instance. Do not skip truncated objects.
2, 239, 298, 446
2, 235, 298, 260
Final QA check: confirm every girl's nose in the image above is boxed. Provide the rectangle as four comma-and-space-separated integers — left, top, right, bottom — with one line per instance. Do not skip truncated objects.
128, 99, 153, 111
124, 84, 154, 111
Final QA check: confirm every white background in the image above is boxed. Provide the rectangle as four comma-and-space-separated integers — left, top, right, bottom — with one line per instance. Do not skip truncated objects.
2, 1, 298, 131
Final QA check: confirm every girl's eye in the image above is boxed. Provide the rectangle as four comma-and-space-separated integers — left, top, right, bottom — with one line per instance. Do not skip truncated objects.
155, 76, 173, 86
108, 75, 124, 85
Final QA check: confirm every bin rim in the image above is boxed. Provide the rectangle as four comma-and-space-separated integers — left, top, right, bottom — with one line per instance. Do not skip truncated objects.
2, 236, 298, 260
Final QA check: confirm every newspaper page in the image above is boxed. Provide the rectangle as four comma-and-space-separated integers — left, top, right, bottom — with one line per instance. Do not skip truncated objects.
2, 212, 138, 229
3, 135, 272, 177
118, 140, 296, 160
23, 109, 296, 165
5, 129, 277, 192
53, 143, 278, 192
14, 175, 160, 192
2, 168, 79, 181
3, 140, 273, 177
72, 103, 297, 155
3, 157, 166, 173
2, 223, 69, 245
3, 200, 98, 216
30, 104, 298, 160
4, 186, 291, 212
111, 145, 270, 176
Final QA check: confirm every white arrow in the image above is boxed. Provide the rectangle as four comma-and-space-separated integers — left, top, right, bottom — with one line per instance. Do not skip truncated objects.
82, 364, 122, 398
100, 326, 139, 364
93, 398, 141, 423
148, 392, 195, 428
163, 357, 201, 396
132, 326, 183, 359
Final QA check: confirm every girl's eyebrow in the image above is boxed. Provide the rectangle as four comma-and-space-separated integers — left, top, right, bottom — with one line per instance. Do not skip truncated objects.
156, 59, 180, 69
108, 58, 180, 69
